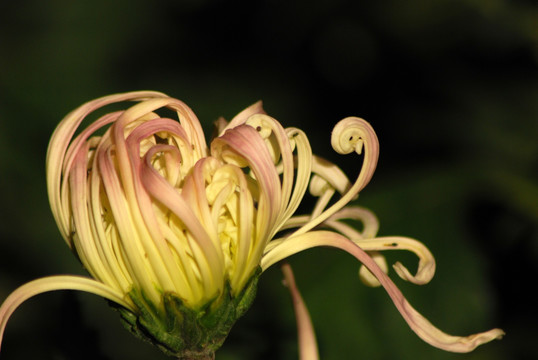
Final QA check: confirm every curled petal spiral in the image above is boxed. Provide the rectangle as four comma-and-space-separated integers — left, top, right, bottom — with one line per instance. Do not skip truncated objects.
330, 116, 379, 191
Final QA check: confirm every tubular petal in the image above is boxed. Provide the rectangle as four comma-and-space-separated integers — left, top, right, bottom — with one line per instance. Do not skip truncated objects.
281, 264, 319, 360
291, 117, 379, 238
221, 165, 257, 291
323, 215, 435, 284
246, 114, 294, 220
358, 251, 389, 287
219, 101, 266, 134
140, 153, 224, 300
88, 155, 134, 293
325, 206, 380, 239
0, 275, 133, 351
169, 98, 209, 159
99, 143, 161, 304
354, 237, 436, 285
261, 230, 504, 352
311, 155, 351, 195
69, 142, 118, 288
111, 101, 204, 296
273, 128, 312, 237
47, 91, 168, 242
213, 124, 282, 241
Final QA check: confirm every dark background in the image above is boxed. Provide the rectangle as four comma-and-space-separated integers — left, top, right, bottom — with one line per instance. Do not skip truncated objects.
0, 0, 536, 359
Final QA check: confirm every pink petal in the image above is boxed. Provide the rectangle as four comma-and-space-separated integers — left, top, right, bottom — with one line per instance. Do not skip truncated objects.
281, 263, 319, 360
262, 231, 504, 353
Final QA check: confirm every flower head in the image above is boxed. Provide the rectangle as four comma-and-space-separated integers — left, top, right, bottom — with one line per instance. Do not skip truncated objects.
0, 91, 503, 358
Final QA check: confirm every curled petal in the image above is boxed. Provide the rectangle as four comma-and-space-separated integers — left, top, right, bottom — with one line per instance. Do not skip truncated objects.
0, 276, 133, 352
213, 116, 229, 136
291, 117, 379, 238
245, 115, 292, 218
47, 91, 168, 243
98, 141, 163, 304
281, 264, 319, 360
311, 155, 350, 195
275, 127, 312, 235
245, 114, 274, 140
326, 206, 380, 239
213, 124, 282, 241
355, 237, 436, 285
69, 142, 121, 288
322, 207, 433, 284
308, 176, 337, 219
140, 149, 225, 301
261, 231, 504, 353
358, 251, 388, 287
330, 117, 379, 191
244, 115, 309, 239
219, 101, 266, 134
309, 175, 332, 198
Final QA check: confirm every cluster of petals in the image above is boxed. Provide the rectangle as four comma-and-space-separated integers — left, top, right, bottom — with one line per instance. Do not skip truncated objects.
0, 91, 503, 357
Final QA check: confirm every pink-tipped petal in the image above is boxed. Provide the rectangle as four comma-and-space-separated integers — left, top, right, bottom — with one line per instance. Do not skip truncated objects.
281, 263, 319, 360
47, 91, 168, 240
262, 231, 504, 353
140, 150, 225, 295
220, 100, 266, 134
291, 117, 379, 238
213, 124, 282, 240
0, 276, 132, 352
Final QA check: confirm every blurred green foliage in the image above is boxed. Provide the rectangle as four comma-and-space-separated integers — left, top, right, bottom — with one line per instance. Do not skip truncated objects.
0, 0, 536, 359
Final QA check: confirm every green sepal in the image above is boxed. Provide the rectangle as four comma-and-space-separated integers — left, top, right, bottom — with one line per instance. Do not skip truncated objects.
110, 268, 261, 359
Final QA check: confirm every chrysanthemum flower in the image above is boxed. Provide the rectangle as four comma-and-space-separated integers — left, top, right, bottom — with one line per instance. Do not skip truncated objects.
0, 91, 503, 359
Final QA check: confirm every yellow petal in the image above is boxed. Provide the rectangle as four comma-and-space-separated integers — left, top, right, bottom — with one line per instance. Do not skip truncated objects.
0, 276, 133, 352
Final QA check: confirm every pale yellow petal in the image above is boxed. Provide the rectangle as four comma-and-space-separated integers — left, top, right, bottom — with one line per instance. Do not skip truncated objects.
0, 276, 133, 351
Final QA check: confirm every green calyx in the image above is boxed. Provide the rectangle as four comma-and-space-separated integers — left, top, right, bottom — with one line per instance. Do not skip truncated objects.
111, 268, 261, 359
